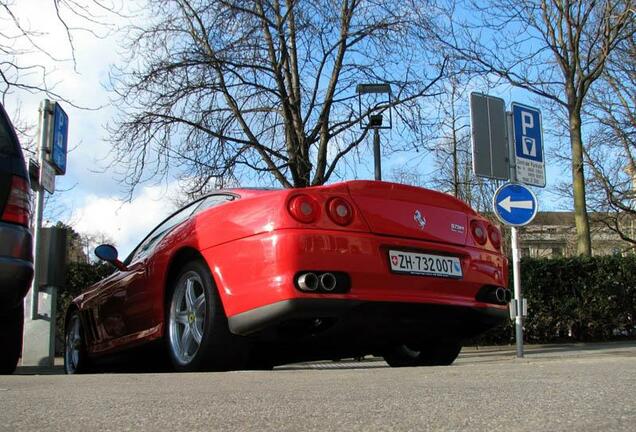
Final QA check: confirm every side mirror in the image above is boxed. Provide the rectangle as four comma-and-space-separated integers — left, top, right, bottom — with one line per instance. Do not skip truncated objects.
94, 244, 128, 271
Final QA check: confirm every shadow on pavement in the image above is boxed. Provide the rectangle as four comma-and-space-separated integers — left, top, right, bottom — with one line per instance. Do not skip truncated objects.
14, 340, 635, 375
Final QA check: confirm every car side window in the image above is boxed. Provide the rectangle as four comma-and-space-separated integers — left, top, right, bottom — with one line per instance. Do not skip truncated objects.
124, 194, 236, 265
193, 194, 235, 214
126, 200, 202, 264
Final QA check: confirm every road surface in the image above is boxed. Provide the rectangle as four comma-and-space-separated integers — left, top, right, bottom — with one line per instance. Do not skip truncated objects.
1, 342, 634, 431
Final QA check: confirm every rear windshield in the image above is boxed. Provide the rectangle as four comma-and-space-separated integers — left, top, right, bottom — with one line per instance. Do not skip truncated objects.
0, 109, 20, 157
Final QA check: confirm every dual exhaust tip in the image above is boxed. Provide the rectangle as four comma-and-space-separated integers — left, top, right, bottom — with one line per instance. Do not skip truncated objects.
494, 287, 513, 304
475, 285, 513, 305
297, 272, 337, 292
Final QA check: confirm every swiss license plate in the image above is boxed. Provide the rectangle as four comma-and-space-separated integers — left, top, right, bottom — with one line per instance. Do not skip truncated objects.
388, 250, 463, 279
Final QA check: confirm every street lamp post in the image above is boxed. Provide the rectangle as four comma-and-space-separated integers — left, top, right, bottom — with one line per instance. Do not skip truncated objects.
356, 84, 392, 181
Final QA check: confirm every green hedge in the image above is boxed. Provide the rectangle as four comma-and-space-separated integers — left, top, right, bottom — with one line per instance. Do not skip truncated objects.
472, 255, 636, 345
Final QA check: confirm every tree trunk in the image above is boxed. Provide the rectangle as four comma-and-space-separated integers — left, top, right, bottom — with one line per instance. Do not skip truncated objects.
569, 107, 592, 256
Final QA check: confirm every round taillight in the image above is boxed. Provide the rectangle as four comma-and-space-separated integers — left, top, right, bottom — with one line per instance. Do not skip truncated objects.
327, 197, 354, 226
488, 224, 502, 249
288, 194, 320, 223
471, 220, 487, 245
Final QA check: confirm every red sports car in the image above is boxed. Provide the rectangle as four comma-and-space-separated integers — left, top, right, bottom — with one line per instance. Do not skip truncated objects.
64, 181, 510, 373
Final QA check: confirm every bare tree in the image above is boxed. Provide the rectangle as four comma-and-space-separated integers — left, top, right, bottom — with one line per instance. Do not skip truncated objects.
432, 79, 468, 199
392, 74, 500, 213
427, 77, 499, 208
108, 0, 446, 193
584, 33, 636, 247
428, 0, 634, 256
0, 0, 117, 102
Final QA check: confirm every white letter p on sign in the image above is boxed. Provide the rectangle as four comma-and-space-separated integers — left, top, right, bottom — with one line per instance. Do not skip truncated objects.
521, 111, 534, 136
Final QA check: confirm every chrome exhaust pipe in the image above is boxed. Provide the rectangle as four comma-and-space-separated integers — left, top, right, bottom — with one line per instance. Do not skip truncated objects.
319, 273, 337, 291
476, 286, 512, 304
298, 273, 319, 291
504, 289, 512, 303
495, 287, 507, 303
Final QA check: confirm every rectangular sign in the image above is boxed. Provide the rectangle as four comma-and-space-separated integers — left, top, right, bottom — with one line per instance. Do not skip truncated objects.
50, 102, 68, 175
512, 103, 545, 187
40, 160, 56, 193
470, 93, 509, 180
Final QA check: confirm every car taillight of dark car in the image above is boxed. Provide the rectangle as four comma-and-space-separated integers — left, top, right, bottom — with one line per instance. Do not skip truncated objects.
1, 176, 31, 226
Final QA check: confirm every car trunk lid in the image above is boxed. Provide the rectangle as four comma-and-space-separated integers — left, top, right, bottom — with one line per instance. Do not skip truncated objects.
346, 181, 472, 246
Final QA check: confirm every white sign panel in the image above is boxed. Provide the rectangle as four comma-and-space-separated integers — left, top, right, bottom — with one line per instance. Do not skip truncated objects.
40, 160, 56, 193
512, 103, 545, 187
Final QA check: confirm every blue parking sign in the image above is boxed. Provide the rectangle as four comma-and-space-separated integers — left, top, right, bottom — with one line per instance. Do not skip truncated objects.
512, 103, 545, 187
50, 103, 68, 175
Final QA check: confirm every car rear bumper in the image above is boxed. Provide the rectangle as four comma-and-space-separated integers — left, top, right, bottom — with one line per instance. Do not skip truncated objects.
0, 257, 33, 311
0, 222, 33, 311
204, 228, 509, 317
227, 298, 508, 339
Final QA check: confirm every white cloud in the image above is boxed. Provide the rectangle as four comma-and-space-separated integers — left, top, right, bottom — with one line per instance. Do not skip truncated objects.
3, 1, 182, 236
70, 183, 181, 258
4, 0, 124, 183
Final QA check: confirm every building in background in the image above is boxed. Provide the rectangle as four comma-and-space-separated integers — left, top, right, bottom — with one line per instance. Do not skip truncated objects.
517, 212, 636, 258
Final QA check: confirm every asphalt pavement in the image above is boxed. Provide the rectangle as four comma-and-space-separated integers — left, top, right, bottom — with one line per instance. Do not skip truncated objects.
1, 341, 634, 431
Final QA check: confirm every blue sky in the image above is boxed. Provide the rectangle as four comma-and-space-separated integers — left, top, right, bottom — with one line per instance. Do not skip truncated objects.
5, 0, 570, 257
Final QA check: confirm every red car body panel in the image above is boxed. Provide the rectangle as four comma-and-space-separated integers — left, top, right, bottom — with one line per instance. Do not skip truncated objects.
71, 181, 509, 357
204, 230, 506, 317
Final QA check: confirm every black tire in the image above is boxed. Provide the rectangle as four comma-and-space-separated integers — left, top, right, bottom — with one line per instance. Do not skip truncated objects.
0, 304, 24, 375
64, 310, 92, 374
383, 340, 462, 367
166, 260, 247, 372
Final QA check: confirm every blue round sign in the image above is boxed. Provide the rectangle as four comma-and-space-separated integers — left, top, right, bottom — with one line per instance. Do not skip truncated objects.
493, 183, 538, 226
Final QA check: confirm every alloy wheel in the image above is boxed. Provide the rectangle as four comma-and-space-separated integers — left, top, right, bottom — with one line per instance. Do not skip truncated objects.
65, 314, 82, 373
168, 271, 207, 365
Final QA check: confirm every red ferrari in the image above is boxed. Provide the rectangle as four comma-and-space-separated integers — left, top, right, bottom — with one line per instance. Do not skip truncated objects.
64, 181, 509, 373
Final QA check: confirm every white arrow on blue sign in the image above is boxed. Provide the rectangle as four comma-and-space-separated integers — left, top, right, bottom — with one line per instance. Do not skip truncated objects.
493, 183, 538, 226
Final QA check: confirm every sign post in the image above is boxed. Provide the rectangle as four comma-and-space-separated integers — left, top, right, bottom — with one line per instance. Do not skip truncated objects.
470, 93, 545, 359
22, 100, 69, 368
493, 183, 538, 358
29, 100, 52, 321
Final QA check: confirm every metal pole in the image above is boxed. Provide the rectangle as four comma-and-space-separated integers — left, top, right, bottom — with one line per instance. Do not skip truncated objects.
507, 111, 524, 358
29, 99, 51, 320
511, 226, 524, 357
373, 128, 381, 181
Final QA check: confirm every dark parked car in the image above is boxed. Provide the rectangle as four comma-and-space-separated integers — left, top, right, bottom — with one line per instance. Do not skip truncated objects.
0, 102, 33, 374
